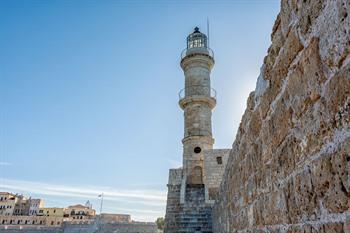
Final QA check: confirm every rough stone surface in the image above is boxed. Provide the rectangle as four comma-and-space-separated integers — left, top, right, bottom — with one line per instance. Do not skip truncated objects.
165, 150, 230, 233
165, 169, 182, 233
213, 0, 350, 232
203, 149, 231, 202
164, 184, 213, 233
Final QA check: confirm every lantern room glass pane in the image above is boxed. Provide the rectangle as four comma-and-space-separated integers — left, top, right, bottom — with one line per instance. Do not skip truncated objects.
187, 32, 207, 49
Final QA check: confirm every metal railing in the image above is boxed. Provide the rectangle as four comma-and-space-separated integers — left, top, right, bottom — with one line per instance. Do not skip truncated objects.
179, 85, 217, 100
180, 47, 214, 60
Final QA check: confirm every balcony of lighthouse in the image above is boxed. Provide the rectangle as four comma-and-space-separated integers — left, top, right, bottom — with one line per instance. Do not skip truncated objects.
180, 46, 214, 63
178, 85, 217, 110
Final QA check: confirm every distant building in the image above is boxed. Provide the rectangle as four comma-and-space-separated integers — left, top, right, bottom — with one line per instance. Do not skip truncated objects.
0, 194, 157, 232
0, 194, 102, 228
0, 193, 17, 216
65, 204, 95, 223
13, 195, 29, 216
0, 193, 44, 217
28, 198, 44, 216
38, 207, 65, 218
0, 215, 63, 227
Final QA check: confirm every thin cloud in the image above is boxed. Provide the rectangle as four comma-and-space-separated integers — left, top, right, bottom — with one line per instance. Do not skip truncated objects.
0, 178, 166, 202
0, 178, 166, 221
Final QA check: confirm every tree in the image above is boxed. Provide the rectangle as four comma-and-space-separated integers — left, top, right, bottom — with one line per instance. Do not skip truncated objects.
155, 217, 165, 230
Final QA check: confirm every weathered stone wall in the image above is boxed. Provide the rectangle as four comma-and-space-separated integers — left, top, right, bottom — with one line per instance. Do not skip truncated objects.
164, 168, 183, 233
0, 221, 158, 233
213, 0, 350, 232
204, 149, 231, 201
0, 227, 63, 233
98, 222, 158, 233
0, 230, 62, 233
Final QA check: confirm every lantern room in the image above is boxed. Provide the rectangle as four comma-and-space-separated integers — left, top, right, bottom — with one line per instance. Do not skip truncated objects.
186, 27, 208, 49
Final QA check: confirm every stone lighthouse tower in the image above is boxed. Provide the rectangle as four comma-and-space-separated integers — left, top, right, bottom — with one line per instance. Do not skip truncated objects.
179, 27, 216, 186
164, 27, 230, 233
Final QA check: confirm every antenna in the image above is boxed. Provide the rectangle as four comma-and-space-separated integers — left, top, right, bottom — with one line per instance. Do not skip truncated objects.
207, 18, 210, 47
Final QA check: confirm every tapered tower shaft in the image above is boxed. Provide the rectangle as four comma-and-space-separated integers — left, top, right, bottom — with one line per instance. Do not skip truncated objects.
179, 27, 216, 185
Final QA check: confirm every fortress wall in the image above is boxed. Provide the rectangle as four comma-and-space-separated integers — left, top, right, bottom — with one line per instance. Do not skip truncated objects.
98, 222, 158, 233
0, 227, 63, 233
164, 168, 183, 233
213, 0, 350, 232
0, 222, 158, 233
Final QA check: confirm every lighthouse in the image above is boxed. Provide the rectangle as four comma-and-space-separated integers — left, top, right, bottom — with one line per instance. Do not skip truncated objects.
179, 27, 216, 186
164, 27, 230, 233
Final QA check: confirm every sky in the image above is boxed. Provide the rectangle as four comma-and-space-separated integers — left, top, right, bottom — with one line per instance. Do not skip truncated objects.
0, 0, 280, 222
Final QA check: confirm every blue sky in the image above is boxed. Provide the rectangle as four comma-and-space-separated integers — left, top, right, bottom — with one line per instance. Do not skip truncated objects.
0, 0, 280, 221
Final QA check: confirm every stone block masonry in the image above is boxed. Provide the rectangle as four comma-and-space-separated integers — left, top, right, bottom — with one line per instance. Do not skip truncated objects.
204, 149, 231, 202
0, 221, 158, 233
213, 0, 350, 232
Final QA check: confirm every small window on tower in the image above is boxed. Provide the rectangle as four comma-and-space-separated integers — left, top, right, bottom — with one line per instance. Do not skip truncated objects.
216, 157, 222, 165
194, 147, 201, 153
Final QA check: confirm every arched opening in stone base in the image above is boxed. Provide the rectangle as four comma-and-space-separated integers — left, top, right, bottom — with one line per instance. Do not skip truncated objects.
189, 166, 203, 185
